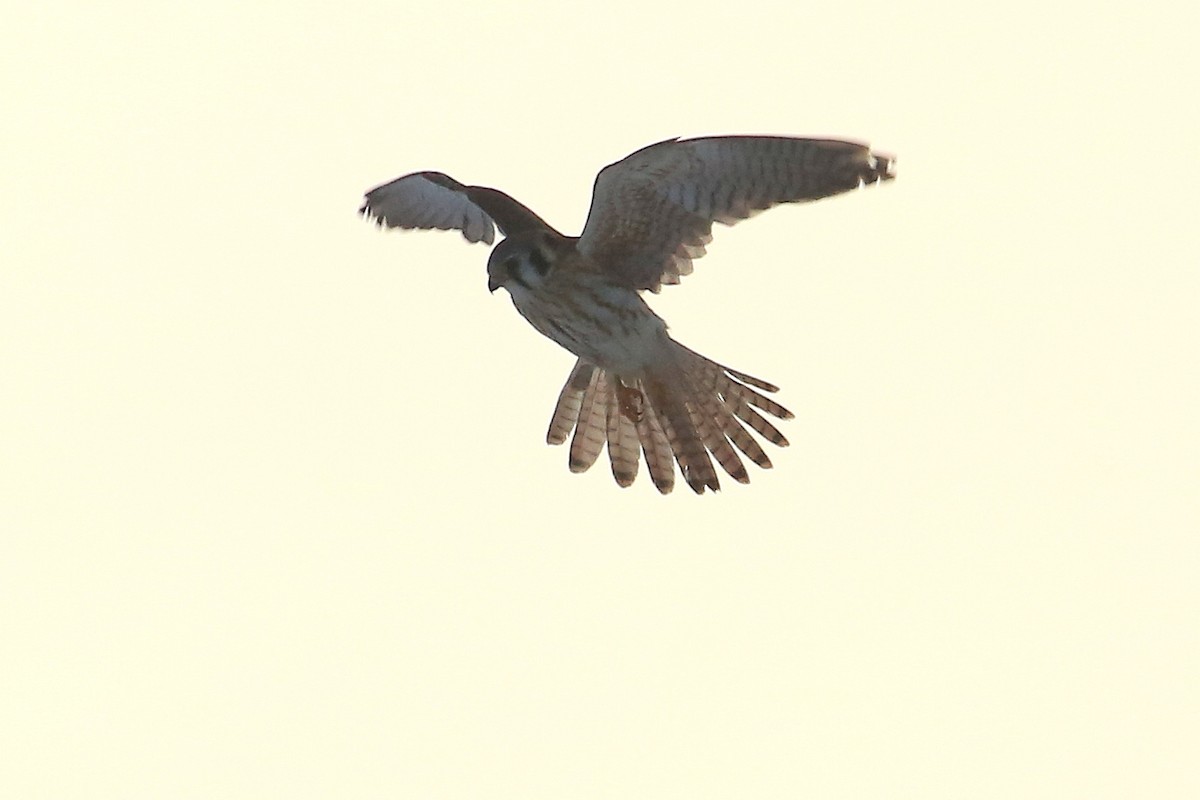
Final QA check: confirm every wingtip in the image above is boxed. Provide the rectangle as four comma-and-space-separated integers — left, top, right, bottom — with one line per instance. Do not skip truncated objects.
870, 151, 897, 182
359, 197, 389, 228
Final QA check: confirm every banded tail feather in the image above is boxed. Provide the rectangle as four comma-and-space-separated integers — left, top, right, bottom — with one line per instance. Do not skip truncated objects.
546, 346, 792, 494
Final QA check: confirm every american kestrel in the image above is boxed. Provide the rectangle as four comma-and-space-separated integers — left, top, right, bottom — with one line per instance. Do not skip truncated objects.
361, 136, 894, 494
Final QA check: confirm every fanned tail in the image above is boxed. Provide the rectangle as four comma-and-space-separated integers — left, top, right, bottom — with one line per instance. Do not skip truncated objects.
546, 347, 792, 494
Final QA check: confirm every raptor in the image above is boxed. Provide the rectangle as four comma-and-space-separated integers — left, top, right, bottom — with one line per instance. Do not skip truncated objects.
360, 135, 894, 493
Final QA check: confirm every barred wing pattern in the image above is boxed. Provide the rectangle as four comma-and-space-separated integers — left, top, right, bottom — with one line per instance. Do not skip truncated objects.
360, 171, 555, 243
576, 136, 895, 291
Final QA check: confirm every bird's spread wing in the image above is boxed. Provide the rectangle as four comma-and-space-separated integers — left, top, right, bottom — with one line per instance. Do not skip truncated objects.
575, 136, 895, 291
360, 171, 553, 244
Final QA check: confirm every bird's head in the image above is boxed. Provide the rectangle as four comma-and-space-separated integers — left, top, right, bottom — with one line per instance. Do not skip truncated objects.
486, 231, 564, 294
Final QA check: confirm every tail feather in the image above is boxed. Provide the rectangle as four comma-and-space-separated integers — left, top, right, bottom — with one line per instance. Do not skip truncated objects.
723, 366, 780, 393
687, 390, 750, 485
730, 399, 790, 447
742, 391, 793, 421
605, 386, 640, 487
635, 401, 676, 493
546, 348, 792, 494
569, 369, 608, 472
717, 417, 771, 467
644, 377, 721, 494
703, 387, 774, 469
680, 351, 779, 469
547, 361, 595, 445
721, 379, 793, 421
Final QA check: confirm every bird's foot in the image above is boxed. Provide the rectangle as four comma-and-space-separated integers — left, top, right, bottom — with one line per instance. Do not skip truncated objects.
617, 383, 645, 424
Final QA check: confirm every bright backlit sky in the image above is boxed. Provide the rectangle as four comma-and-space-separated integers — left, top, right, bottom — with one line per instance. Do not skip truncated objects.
3, 2, 1197, 798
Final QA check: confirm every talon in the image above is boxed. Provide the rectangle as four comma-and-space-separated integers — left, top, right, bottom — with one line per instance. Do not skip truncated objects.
617, 383, 644, 423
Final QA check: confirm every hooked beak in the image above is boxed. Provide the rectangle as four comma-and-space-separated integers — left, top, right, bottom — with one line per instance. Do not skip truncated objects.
487, 274, 502, 293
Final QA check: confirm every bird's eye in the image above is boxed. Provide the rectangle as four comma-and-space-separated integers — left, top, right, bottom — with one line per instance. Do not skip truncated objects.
503, 256, 519, 272
528, 248, 551, 276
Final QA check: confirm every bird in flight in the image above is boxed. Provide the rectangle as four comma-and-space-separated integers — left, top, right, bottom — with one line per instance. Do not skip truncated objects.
360, 135, 894, 494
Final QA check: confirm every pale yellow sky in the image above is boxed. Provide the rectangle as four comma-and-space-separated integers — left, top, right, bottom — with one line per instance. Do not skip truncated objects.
3, 2, 1197, 798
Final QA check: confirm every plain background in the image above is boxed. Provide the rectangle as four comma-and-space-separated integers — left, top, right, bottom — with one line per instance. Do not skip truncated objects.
4, 2, 1197, 797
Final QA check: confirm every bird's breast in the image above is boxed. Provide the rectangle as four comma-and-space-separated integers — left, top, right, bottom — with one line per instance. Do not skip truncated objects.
507, 275, 667, 374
